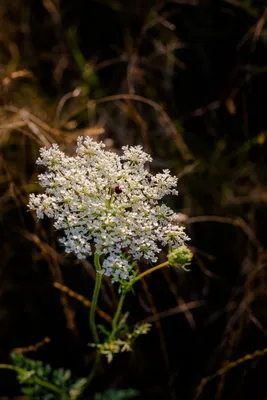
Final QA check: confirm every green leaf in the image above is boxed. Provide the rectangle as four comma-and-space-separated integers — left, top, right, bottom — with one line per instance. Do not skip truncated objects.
69, 378, 87, 399
18, 370, 35, 383
94, 388, 139, 400
21, 387, 35, 395
63, 369, 72, 382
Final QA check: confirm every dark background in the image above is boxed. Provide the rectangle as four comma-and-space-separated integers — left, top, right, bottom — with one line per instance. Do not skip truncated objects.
1, 0, 267, 399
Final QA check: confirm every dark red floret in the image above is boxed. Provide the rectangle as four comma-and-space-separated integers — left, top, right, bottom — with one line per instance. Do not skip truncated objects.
114, 186, 122, 194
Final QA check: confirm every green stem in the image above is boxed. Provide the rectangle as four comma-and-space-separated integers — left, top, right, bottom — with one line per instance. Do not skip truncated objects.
109, 290, 127, 341
134, 261, 169, 283
76, 351, 101, 400
79, 260, 170, 398
90, 253, 102, 344
77, 254, 103, 399
86, 352, 101, 387
109, 261, 170, 340
0, 364, 69, 398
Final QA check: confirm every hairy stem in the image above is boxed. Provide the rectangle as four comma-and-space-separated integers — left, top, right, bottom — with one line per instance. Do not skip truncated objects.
89, 253, 102, 344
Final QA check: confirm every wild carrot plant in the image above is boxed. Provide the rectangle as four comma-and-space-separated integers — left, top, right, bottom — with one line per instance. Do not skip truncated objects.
0, 137, 192, 399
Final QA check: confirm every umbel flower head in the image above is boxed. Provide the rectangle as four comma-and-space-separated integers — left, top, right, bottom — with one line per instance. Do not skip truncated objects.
29, 137, 189, 281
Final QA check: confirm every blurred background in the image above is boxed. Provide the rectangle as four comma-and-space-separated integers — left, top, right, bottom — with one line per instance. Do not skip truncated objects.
1, 0, 267, 399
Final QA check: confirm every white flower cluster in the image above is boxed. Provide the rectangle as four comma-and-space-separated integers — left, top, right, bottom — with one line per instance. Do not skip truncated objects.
29, 137, 189, 281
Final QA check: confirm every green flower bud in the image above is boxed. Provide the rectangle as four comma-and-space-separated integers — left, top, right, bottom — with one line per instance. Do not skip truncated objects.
168, 245, 193, 270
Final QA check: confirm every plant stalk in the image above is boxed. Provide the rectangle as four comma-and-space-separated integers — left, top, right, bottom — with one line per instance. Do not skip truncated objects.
109, 290, 127, 341
134, 261, 169, 283
89, 253, 102, 344
109, 261, 170, 340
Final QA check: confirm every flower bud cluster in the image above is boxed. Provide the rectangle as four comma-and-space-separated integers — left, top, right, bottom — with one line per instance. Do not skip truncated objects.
29, 137, 189, 281
168, 245, 193, 269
